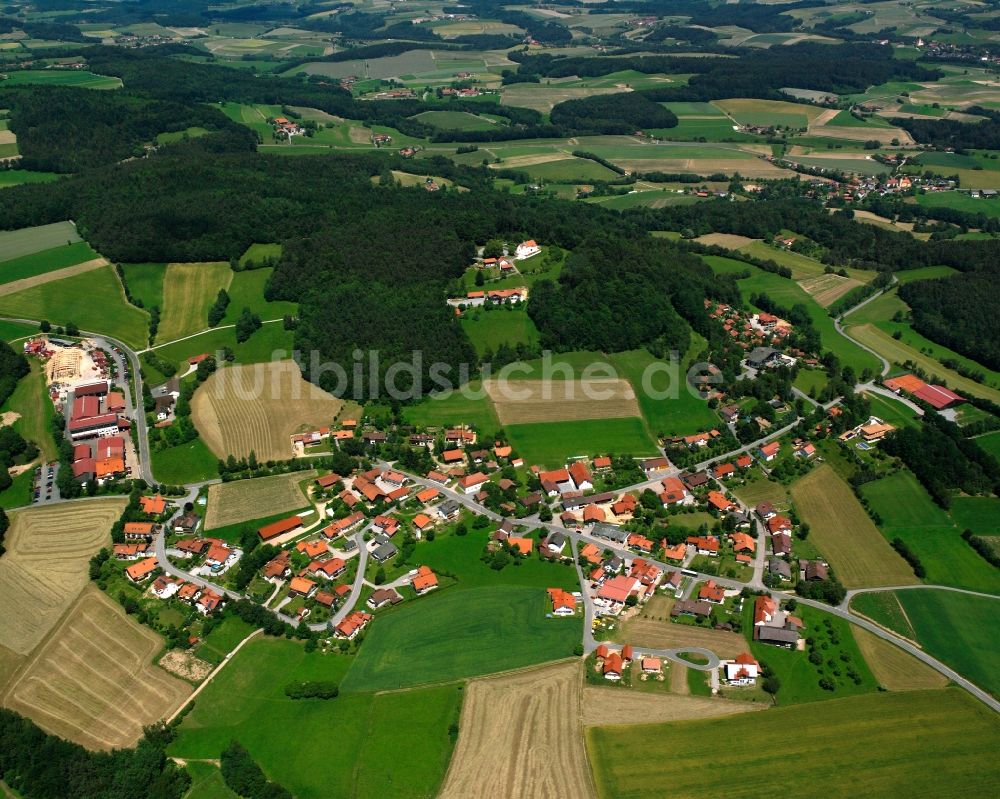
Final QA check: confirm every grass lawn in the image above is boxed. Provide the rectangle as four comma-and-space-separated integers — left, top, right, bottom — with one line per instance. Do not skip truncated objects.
220, 268, 297, 324
341, 586, 581, 693
401, 527, 580, 592
121, 263, 166, 311
0, 265, 149, 349
892, 264, 959, 284
850, 591, 916, 638
0, 241, 101, 286
861, 391, 919, 428
896, 589, 1000, 698
148, 322, 295, 375
949, 496, 1000, 537
860, 471, 1000, 594
0, 360, 57, 460
0, 319, 39, 342
731, 471, 791, 510
0, 467, 34, 510
460, 307, 539, 358
170, 636, 461, 799
403, 381, 501, 440
506, 417, 658, 467
745, 603, 877, 706
915, 190, 1000, 218
793, 368, 828, 396
0, 170, 61, 189
239, 243, 282, 266
151, 438, 220, 484
587, 688, 1000, 799
607, 344, 721, 439
196, 617, 257, 665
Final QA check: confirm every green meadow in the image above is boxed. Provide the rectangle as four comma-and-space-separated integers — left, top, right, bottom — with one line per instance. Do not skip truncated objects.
459, 307, 540, 358
151, 438, 220, 485
0, 241, 100, 286
0, 221, 81, 261
896, 589, 1000, 698
0, 70, 121, 89
170, 636, 461, 799
403, 381, 501, 440
860, 470, 1000, 594
507, 416, 658, 467
341, 585, 580, 693
0, 170, 61, 189
0, 265, 149, 349
588, 689, 1000, 799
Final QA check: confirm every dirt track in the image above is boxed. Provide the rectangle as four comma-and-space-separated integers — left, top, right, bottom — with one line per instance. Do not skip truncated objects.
439, 661, 597, 799
0, 258, 109, 298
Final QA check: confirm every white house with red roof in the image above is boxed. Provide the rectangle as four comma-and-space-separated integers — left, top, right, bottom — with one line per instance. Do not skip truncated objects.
724, 652, 760, 684
515, 239, 541, 259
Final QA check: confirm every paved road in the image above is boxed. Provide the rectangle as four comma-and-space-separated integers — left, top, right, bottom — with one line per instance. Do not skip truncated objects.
833, 278, 896, 379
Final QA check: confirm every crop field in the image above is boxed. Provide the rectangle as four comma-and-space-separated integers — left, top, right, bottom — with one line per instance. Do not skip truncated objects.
790, 466, 918, 588
896, 589, 1000, 698
0, 499, 125, 656
2, 587, 191, 751
440, 661, 595, 799
191, 360, 343, 461
850, 590, 916, 638
714, 98, 825, 125
204, 472, 313, 530
404, 381, 501, 440
860, 471, 1000, 594
0, 255, 109, 300
291, 50, 437, 80
582, 686, 763, 726
507, 417, 658, 466
0, 241, 101, 287
845, 323, 1000, 403
341, 586, 581, 693
588, 689, 1000, 799
170, 636, 461, 799
0, 222, 81, 261
0, 70, 121, 89
0, 265, 149, 349
619, 596, 747, 658
949, 496, 1000, 537
412, 110, 500, 131
485, 377, 640, 425
517, 157, 620, 182
798, 273, 864, 306
157, 262, 233, 342
500, 84, 620, 112
851, 627, 948, 691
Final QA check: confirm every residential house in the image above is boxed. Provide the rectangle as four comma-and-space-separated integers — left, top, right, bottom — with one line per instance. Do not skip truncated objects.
568, 461, 593, 491
707, 490, 736, 513
124, 522, 155, 540
263, 551, 291, 581
713, 463, 736, 480
547, 587, 576, 615
698, 580, 726, 604
174, 513, 200, 534
671, 599, 712, 619
335, 611, 372, 639
768, 557, 792, 581
296, 539, 328, 559
758, 442, 780, 462
308, 558, 347, 580
730, 532, 756, 554
681, 471, 710, 491
544, 532, 567, 555
434, 500, 460, 520
371, 538, 398, 563
139, 495, 168, 515
602, 651, 623, 680
125, 557, 158, 583
368, 588, 403, 609
641, 457, 670, 475
458, 472, 489, 495
592, 523, 629, 545
595, 575, 641, 615
415, 486, 440, 504
196, 588, 224, 615
411, 565, 439, 595
771, 532, 792, 558
151, 575, 181, 599
515, 239, 541, 259
641, 657, 662, 675
412, 513, 434, 534
323, 511, 365, 539
724, 652, 760, 685
799, 559, 829, 581
289, 576, 317, 598
687, 536, 719, 556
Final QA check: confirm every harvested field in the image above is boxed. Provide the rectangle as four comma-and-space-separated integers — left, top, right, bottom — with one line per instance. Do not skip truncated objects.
157, 262, 232, 343
611, 158, 791, 178
669, 663, 689, 694
0, 499, 126, 655
694, 233, 755, 248
799, 273, 863, 307
501, 85, 619, 113
204, 471, 313, 530
439, 661, 596, 799
3, 587, 191, 750
492, 152, 574, 169
619, 597, 747, 658
0, 258, 108, 298
581, 686, 764, 726
191, 360, 344, 461
485, 378, 639, 425
790, 465, 918, 589
852, 627, 947, 691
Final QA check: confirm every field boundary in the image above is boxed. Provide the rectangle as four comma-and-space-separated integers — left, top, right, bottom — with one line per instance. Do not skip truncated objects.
0, 258, 108, 298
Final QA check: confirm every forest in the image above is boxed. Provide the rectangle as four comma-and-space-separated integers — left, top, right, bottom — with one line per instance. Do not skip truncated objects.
898, 271, 1000, 371
0, 86, 253, 172
527, 235, 734, 355
891, 107, 1000, 150
548, 92, 678, 135
0, 710, 190, 799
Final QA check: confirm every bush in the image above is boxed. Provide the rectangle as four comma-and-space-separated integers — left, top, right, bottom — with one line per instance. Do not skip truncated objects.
284, 681, 339, 700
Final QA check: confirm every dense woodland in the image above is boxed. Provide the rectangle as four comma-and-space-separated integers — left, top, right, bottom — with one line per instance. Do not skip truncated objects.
0, 711, 190, 799
548, 93, 677, 135
898, 272, 1000, 370
527, 235, 732, 355
892, 107, 1000, 150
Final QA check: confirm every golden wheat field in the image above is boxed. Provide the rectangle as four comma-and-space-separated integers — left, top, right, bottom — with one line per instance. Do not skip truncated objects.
204, 471, 314, 530
0, 498, 126, 656
3, 587, 191, 750
485, 378, 640, 426
191, 360, 344, 460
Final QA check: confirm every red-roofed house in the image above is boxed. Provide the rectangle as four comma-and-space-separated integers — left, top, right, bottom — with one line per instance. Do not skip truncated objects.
698, 579, 725, 604
411, 565, 439, 594
258, 515, 303, 541
687, 536, 719, 556
758, 441, 780, 462
335, 611, 371, 639
713, 463, 736, 480
568, 461, 593, 491
706, 490, 736, 513
547, 587, 576, 615
725, 652, 760, 685
602, 651, 623, 680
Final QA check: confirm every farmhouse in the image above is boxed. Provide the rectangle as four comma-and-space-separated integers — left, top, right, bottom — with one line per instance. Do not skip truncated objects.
515, 239, 541, 259
258, 515, 303, 542
641, 457, 670, 475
